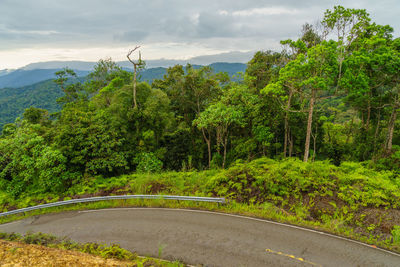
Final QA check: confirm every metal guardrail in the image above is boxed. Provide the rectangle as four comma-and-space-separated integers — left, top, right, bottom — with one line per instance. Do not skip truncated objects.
0, 195, 225, 218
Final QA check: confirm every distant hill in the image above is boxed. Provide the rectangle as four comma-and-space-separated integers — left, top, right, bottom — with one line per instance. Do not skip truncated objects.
0, 79, 62, 130
0, 69, 14, 77
208, 62, 246, 77
19, 51, 254, 70
0, 63, 246, 89
138, 62, 246, 83
0, 69, 90, 88
138, 67, 168, 83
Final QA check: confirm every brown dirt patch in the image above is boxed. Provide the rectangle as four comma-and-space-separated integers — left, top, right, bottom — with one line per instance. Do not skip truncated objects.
356, 208, 400, 235
309, 195, 345, 219
145, 181, 168, 194
72, 186, 133, 199
0, 239, 134, 266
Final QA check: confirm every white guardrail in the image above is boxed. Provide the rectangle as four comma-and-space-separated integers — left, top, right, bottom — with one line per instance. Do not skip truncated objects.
0, 195, 226, 218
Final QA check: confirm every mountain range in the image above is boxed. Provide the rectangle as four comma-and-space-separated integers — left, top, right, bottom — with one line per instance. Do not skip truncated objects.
0, 62, 247, 89
19, 51, 254, 71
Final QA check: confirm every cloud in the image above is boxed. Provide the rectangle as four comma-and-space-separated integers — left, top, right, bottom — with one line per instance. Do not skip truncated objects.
114, 30, 149, 42
232, 7, 300, 16
0, 0, 399, 68
0, 24, 58, 36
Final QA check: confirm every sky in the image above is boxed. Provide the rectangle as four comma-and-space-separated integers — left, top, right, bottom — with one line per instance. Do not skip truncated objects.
0, 0, 399, 69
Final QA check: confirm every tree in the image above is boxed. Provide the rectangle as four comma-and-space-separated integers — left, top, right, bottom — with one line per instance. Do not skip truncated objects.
54, 68, 85, 105
264, 26, 322, 158
384, 38, 400, 153
245, 51, 282, 91
266, 41, 338, 162
86, 58, 126, 93
322, 6, 371, 87
302, 42, 338, 162
127, 46, 145, 108
262, 58, 303, 158
0, 122, 77, 196
53, 101, 130, 176
194, 100, 245, 168
340, 24, 398, 158
23, 107, 49, 125
154, 65, 225, 168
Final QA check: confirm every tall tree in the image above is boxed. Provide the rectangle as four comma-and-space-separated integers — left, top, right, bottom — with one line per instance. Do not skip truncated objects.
322, 6, 371, 87
194, 101, 245, 168
302, 42, 338, 162
245, 51, 282, 91
127, 46, 145, 108
384, 38, 400, 153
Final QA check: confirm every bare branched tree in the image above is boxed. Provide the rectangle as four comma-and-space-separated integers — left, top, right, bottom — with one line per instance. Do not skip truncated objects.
127, 46, 145, 108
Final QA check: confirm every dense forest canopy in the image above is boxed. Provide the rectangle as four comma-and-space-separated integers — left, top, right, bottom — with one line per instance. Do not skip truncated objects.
0, 6, 399, 197
0, 63, 246, 130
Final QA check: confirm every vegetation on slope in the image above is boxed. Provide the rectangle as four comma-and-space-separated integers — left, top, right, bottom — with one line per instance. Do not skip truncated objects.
0, 232, 184, 266
1, 158, 400, 251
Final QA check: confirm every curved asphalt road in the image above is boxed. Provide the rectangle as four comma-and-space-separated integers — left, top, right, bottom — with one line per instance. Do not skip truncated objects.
0, 208, 399, 266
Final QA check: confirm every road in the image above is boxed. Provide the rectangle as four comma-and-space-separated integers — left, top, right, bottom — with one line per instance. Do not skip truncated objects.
0, 208, 399, 266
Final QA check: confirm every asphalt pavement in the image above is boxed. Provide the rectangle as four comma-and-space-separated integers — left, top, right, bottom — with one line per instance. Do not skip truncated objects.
0, 208, 399, 266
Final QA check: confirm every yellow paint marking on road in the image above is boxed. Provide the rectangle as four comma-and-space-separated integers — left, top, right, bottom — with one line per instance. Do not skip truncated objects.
265, 248, 322, 266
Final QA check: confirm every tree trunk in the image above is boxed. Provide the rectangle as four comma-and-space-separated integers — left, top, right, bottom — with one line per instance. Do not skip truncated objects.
288, 130, 293, 157
386, 103, 398, 153
336, 46, 344, 93
127, 46, 141, 109
365, 98, 371, 131
345, 118, 353, 144
312, 123, 317, 162
222, 136, 228, 169
283, 91, 293, 157
304, 89, 316, 162
373, 109, 381, 155
201, 128, 211, 168
133, 65, 137, 108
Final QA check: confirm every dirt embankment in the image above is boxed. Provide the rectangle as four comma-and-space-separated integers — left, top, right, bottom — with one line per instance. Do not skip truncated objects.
0, 240, 134, 267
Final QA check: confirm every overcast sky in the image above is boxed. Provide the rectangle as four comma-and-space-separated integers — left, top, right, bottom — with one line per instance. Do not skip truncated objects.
0, 0, 399, 69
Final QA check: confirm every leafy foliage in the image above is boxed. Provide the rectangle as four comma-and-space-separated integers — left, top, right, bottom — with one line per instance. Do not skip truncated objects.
134, 152, 163, 173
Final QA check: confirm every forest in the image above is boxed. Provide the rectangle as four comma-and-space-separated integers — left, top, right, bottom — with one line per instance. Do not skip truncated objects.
0, 5, 399, 198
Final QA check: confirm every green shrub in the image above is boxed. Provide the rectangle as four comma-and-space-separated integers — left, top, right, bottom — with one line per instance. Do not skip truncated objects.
134, 152, 163, 173
22, 231, 59, 246
392, 225, 400, 244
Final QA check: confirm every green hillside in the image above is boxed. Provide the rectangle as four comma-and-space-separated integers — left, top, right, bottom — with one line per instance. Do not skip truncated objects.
0, 80, 62, 130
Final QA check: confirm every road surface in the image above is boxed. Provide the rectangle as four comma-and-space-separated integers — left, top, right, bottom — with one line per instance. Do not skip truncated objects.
0, 208, 399, 266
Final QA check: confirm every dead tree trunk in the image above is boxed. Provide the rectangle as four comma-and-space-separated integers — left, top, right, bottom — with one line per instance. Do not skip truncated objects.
133, 64, 137, 108
127, 46, 143, 109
